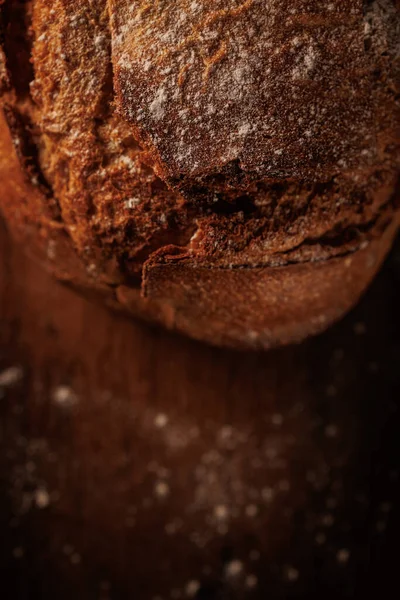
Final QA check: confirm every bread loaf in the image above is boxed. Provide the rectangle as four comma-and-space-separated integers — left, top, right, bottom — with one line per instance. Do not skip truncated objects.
0, 0, 399, 348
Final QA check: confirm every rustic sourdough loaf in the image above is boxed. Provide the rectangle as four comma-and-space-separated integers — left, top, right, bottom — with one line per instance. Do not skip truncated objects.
0, 0, 399, 348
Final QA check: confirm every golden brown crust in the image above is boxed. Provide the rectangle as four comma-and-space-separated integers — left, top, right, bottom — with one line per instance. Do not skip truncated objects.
0, 0, 399, 349
1, 100, 398, 350
111, 0, 400, 199
141, 220, 398, 348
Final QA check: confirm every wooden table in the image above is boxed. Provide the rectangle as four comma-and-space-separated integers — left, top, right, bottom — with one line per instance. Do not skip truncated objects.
0, 218, 399, 600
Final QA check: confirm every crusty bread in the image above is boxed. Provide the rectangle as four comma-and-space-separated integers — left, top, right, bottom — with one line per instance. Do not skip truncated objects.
0, 0, 399, 349
111, 0, 400, 198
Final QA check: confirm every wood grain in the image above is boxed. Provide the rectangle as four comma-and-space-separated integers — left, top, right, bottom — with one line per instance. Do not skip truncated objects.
0, 219, 399, 600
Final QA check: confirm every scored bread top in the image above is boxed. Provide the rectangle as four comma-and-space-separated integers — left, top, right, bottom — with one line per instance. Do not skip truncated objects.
110, 0, 400, 199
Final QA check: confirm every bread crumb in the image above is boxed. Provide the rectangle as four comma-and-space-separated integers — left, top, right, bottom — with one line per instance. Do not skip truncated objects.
35, 487, 50, 509
286, 566, 299, 582
52, 385, 78, 408
261, 487, 274, 502
278, 479, 290, 492
325, 424, 338, 438
0, 366, 24, 387
63, 544, 74, 555
225, 560, 243, 577
218, 425, 235, 442
337, 549, 350, 564
271, 413, 283, 426
213, 504, 229, 520
185, 580, 200, 597
154, 481, 170, 498
321, 514, 335, 527
245, 504, 258, 517
154, 413, 168, 428
70, 553, 81, 565
245, 574, 258, 588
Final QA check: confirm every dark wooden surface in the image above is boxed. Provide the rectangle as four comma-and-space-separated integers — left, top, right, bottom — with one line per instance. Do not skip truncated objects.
0, 217, 399, 600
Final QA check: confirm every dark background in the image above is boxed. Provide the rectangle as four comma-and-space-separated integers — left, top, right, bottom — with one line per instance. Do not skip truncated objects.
0, 219, 399, 600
